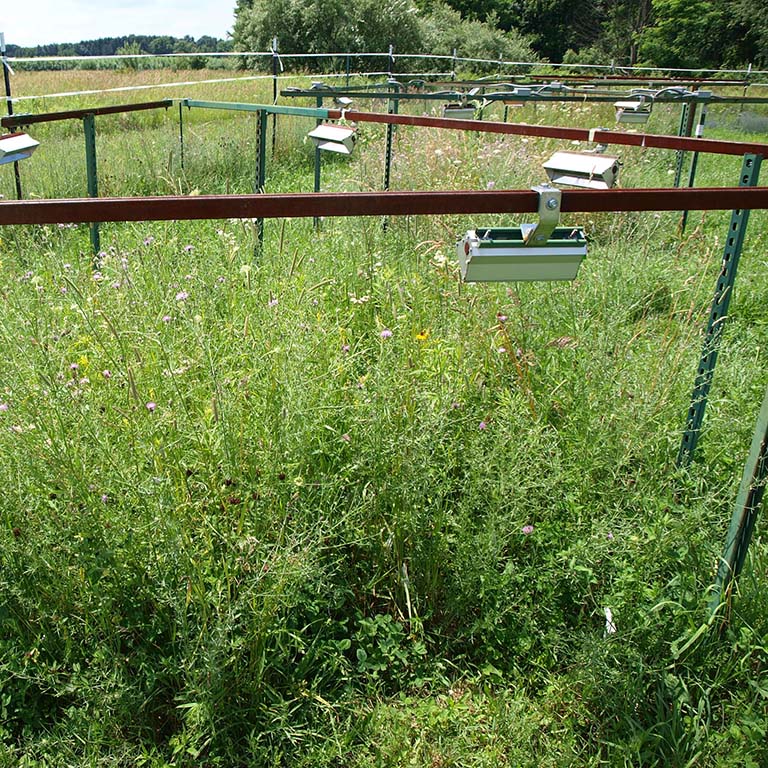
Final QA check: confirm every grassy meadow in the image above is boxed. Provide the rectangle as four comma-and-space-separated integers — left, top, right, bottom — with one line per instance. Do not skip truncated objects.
1, 68, 768, 766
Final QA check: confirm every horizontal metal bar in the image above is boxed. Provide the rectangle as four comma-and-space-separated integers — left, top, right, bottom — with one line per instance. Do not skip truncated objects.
283, 88, 768, 105
325, 110, 768, 157
182, 99, 331, 119
2, 187, 768, 226
1, 100, 173, 128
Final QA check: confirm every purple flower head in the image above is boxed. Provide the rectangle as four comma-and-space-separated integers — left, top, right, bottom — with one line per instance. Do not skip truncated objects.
522, 524, 534, 535
0, 403, 8, 412
162, 315, 172, 323
69, 362, 79, 372
478, 420, 488, 430
175, 290, 189, 302
342, 344, 351, 353
101, 494, 109, 503
184, 245, 194, 253
380, 328, 393, 339
143, 236, 155, 246
268, 297, 279, 308
497, 313, 508, 324
607, 531, 614, 541
102, 370, 112, 379
145, 401, 157, 412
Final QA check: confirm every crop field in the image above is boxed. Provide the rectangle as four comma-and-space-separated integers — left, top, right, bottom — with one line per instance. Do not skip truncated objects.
1, 69, 767, 766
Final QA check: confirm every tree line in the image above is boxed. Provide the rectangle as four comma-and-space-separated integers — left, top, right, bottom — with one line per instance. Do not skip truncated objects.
6, 35, 233, 59
5, 0, 766, 70
233, 0, 768, 70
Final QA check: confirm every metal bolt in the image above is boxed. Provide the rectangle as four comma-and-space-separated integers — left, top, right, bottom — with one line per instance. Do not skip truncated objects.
546, 197, 559, 210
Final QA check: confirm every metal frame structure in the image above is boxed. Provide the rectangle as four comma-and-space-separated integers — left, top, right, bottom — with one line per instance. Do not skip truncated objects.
2, 99, 767, 612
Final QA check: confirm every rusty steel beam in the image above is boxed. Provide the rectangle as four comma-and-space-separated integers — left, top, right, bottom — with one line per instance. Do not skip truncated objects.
1, 100, 173, 128
2, 187, 768, 226
326, 110, 768, 158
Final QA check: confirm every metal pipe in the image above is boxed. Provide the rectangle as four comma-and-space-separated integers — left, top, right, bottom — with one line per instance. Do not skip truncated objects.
3, 187, 768, 226
1, 32, 23, 200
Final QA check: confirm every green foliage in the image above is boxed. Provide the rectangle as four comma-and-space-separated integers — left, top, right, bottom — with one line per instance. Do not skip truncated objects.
637, 0, 726, 69
1, 70, 768, 765
233, 0, 423, 59
419, 2, 539, 70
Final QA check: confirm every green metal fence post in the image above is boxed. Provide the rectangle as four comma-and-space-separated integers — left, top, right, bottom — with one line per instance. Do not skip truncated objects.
314, 94, 323, 229
271, 37, 279, 156
383, 80, 400, 192
709, 381, 768, 618
678, 153, 762, 467
680, 101, 708, 233
83, 112, 100, 259
254, 108, 268, 249
178, 101, 185, 171
1, 33, 23, 200
674, 101, 695, 189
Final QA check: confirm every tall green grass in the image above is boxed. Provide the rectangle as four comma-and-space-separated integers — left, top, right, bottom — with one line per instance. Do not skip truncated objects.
0, 70, 767, 766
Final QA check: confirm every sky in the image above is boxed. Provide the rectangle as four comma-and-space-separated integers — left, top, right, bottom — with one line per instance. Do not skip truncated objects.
2, 0, 235, 48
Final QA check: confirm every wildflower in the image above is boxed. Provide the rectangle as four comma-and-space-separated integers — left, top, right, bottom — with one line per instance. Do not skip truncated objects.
380, 328, 393, 339
69, 362, 79, 372
184, 245, 194, 253
268, 297, 278, 307
143, 236, 155, 246
102, 370, 112, 379
146, 401, 156, 412
497, 313, 508, 323
216, 276, 225, 284
450, 401, 461, 409
341, 433, 351, 442
101, 494, 108, 503
0, 403, 8, 412
607, 531, 614, 541
522, 525, 534, 535
497, 346, 507, 354
111, 281, 121, 290
175, 290, 189, 302
162, 315, 172, 323
341, 344, 351, 353
478, 420, 487, 430
415, 330, 429, 341
486, 180, 496, 190
92, 271, 103, 282
63, 263, 72, 271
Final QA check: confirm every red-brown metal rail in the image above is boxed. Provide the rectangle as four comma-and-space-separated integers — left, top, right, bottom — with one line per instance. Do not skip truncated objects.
1, 100, 174, 129
2, 187, 768, 226
326, 110, 768, 158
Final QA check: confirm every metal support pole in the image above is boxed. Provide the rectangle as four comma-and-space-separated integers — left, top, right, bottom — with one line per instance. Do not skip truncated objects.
314, 95, 322, 229
83, 113, 100, 258
680, 102, 708, 233
254, 109, 267, 249
674, 101, 695, 188
1, 32, 23, 200
382, 80, 400, 232
451, 48, 457, 81
178, 101, 185, 171
384, 81, 400, 192
271, 37, 279, 156
388, 45, 395, 79
709, 381, 768, 618
678, 153, 762, 467
346, 54, 351, 89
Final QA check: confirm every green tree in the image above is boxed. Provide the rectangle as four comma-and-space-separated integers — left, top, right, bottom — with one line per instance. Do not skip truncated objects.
637, 0, 725, 68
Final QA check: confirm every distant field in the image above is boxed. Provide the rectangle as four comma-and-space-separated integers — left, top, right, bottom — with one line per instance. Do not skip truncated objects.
1, 68, 767, 767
